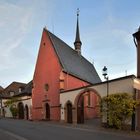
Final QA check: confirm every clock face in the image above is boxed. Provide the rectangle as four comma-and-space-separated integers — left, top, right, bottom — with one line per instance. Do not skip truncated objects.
44, 84, 49, 91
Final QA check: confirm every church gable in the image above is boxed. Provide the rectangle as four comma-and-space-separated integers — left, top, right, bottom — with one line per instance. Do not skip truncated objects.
33, 30, 61, 107
33, 29, 62, 85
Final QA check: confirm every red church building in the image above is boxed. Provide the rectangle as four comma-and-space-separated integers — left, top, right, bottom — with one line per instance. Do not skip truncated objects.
32, 13, 101, 121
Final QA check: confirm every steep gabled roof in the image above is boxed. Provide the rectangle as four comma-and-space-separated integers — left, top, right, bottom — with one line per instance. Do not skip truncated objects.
1, 81, 32, 98
46, 29, 101, 84
3, 82, 26, 97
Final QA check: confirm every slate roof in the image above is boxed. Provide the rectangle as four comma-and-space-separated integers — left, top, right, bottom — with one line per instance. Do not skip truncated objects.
47, 29, 101, 84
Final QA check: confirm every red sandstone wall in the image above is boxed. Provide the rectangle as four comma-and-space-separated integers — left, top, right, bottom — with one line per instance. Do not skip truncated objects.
32, 29, 61, 120
63, 72, 89, 90
84, 92, 99, 119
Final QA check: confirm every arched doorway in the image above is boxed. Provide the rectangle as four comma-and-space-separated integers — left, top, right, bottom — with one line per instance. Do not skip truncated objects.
75, 88, 101, 124
45, 103, 50, 120
66, 102, 73, 123
77, 96, 84, 123
25, 105, 29, 120
18, 102, 24, 119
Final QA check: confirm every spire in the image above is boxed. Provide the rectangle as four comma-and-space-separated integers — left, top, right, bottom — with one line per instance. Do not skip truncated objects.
74, 8, 82, 55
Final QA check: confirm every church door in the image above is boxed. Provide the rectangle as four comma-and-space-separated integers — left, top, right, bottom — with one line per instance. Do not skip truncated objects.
45, 103, 50, 120
67, 102, 73, 123
77, 97, 84, 123
18, 102, 24, 119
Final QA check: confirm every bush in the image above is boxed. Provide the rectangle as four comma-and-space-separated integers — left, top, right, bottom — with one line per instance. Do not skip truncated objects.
10, 105, 18, 118
101, 93, 139, 129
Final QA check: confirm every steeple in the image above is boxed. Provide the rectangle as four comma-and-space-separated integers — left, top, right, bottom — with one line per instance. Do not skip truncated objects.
74, 8, 82, 55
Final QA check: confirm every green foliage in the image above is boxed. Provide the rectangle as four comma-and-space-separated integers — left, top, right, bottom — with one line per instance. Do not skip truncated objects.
10, 105, 18, 118
4, 97, 19, 107
101, 93, 140, 129
4, 97, 19, 118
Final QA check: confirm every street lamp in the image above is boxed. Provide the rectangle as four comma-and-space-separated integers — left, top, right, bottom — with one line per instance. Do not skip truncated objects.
102, 66, 109, 127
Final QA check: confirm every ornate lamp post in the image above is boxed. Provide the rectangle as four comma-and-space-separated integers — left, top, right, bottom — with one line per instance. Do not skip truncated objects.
102, 66, 109, 126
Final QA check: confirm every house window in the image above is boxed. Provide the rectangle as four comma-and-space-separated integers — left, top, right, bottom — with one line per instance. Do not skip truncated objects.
9, 91, 15, 96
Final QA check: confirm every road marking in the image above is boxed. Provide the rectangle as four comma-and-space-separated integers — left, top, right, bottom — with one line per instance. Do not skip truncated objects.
0, 128, 28, 140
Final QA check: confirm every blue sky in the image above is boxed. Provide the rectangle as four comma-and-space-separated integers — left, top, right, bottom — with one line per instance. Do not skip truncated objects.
0, 0, 139, 87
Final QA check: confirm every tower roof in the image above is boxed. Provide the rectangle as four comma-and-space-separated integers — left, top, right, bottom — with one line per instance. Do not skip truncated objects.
46, 29, 101, 84
74, 14, 81, 45
74, 9, 82, 54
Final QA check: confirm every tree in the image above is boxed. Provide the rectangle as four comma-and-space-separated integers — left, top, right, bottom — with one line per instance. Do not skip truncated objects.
101, 93, 140, 129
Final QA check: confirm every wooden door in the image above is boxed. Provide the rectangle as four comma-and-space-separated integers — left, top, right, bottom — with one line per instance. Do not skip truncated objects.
67, 103, 72, 123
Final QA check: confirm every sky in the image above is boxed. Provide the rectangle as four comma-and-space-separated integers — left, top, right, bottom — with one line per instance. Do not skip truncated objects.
0, 0, 140, 88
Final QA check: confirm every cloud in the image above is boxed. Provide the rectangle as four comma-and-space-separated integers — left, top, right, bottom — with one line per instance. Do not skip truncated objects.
0, 2, 34, 87
0, 0, 58, 87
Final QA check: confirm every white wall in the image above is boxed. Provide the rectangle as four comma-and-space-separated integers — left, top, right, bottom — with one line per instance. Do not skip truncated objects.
18, 96, 32, 120
60, 76, 135, 121
1, 96, 32, 119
